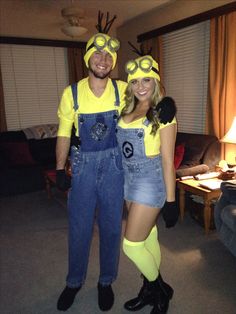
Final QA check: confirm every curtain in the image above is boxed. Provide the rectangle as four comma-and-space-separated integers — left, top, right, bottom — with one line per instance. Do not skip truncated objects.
0, 66, 7, 132
207, 11, 236, 162
67, 47, 87, 84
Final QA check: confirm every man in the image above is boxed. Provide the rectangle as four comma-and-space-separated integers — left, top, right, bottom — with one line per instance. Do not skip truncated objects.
56, 32, 126, 312
56, 31, 176, 312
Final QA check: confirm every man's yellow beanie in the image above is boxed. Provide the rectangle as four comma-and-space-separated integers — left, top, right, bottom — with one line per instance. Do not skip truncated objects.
84, 33, 118, 69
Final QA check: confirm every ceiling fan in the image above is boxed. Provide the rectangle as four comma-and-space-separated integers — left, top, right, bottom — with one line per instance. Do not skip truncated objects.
61, 4, 88, 38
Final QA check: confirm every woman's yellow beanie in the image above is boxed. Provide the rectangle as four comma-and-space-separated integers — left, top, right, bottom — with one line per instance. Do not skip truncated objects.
127, 55, 160, 83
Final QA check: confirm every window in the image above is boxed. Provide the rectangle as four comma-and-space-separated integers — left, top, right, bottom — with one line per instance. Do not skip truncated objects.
0, 44, 68, 130
162, 20, 210, 134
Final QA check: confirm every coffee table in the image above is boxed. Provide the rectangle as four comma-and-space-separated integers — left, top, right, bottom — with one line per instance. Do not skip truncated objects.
44, 169, 70, 198
177, 178, 221, 234
44, 169, 57, 198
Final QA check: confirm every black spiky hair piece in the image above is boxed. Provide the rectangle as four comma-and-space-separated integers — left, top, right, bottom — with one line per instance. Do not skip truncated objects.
128, 41, 152, 56
95, 10, 117, 34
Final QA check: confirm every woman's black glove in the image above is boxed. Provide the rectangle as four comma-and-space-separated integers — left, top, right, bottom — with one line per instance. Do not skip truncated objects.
156, 97, 176, 124
56, 169, 71, 191
162, 201, 179, 228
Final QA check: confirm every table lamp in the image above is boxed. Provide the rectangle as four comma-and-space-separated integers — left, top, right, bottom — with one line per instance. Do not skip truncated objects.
220, 116, 236, 166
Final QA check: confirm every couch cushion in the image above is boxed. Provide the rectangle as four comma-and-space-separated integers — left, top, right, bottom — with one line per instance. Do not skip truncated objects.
176, 164, 209, 178
182, 146, 205, 166
176, 132, 219, 167
28, 138, 56, 166
221, 205, 236, 231
0, 130, 27, 142
220, 181, 236, 204
0, 142, 36, 166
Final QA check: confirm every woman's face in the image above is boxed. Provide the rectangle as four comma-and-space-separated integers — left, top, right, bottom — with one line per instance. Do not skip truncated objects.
130, 77, 155, 102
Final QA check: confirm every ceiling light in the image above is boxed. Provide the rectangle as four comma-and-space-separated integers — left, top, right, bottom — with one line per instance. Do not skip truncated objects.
61, 25, 88, 37
61, 5, 88, 38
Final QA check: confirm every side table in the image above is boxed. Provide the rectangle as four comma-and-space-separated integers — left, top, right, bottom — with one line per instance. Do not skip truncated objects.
177, 179, 221, 234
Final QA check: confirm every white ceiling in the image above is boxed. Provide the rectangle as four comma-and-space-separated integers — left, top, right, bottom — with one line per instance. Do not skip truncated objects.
0, 0, 174, 40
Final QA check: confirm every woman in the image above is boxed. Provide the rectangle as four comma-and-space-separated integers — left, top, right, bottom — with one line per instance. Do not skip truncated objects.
116, 55, 178, 314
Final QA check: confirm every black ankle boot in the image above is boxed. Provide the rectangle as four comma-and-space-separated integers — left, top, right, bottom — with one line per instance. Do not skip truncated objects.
158, 274, 174, 300
97, 283, 114, 311
150, 276, 170, 314
124, 277, 154, 311
57, 286, 81, 311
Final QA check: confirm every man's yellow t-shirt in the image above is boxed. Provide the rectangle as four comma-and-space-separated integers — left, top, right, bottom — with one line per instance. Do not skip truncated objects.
57, 78, 127, 137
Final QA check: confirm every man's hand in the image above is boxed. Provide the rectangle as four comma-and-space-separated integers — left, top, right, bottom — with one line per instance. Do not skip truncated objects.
56, 169, 71, 191
156, 97, 176, 124
162, 201, 179, 228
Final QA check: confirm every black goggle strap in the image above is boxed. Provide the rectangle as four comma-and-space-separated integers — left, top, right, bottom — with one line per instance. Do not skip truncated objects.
86, 43, 97, 52
151, 67, 159, 75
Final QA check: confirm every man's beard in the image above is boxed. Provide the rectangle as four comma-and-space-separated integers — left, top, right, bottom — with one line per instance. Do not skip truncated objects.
89, 66, 111, 79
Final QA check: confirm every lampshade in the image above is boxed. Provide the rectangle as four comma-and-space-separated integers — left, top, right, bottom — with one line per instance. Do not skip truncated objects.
61, 25, 88, 37
220, 116, 236, 144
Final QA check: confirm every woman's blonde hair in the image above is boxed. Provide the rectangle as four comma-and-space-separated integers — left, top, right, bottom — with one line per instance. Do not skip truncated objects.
121, 79, 165, 135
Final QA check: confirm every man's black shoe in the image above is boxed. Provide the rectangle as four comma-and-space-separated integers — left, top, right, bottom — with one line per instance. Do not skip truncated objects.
57, 286, 81, 311
97, 283, 114, 311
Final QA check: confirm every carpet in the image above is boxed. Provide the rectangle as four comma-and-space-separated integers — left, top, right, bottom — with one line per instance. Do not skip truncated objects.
0, 189, 236, 314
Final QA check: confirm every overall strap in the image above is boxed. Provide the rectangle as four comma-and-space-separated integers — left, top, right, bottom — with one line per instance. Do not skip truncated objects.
72, 81, 119, 110
71, 83, 79, 111
111, 79, 120, 107
143, 118, 150, 127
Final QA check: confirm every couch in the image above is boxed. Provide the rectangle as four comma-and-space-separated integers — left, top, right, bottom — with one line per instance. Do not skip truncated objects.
0, 128, 220, 197
175, 132, 221, 177
0, 124, 58, 196
214, 182, 236, 257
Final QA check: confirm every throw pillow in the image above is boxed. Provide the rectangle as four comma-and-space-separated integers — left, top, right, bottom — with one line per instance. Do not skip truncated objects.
174, 143, 185, 169
0, 142, 36, 166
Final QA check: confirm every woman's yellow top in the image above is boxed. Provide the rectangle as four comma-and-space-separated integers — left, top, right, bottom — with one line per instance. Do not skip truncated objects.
118, 116, 177, 156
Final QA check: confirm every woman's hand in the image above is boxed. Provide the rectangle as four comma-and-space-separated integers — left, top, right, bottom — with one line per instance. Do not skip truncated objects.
162, 201, 179, 228
156, 97, 176, 124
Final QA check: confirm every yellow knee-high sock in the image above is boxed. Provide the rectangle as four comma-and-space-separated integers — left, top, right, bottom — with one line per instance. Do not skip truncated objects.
123, 238, 158, 282
144, 225, 161, 270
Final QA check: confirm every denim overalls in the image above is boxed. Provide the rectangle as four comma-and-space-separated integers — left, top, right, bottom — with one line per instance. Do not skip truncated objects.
116, 119, 166, 208
67, 81, 124, 288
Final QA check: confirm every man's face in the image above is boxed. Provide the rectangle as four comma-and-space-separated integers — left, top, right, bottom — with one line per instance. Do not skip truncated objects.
88, 50, 113, 79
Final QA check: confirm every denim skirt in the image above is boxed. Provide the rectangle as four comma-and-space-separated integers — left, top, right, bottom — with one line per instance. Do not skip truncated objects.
123, 155, 166, 208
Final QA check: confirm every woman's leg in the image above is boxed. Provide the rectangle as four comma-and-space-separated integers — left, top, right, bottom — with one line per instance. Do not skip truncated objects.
144, 225, 161, 269
125, 201, 161, 270
123, 202, 160, 311
123, 202, 170, 313
123, 202, 161, 281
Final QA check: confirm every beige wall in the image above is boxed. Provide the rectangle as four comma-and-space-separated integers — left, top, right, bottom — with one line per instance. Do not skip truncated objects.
0, 0, 235, 79
117, 0, 235, 80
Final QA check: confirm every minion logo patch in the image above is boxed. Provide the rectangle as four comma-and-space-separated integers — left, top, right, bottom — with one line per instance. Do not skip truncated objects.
122, 141, 133, 158
91, 122, 108, 141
